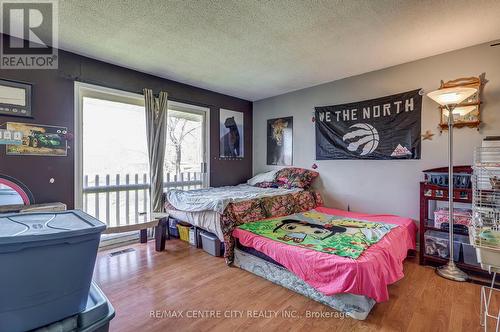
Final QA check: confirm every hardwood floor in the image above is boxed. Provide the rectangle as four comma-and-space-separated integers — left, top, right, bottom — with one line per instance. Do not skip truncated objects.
94, 239, 486, 332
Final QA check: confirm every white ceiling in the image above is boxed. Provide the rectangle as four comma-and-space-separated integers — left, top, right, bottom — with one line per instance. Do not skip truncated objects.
55, 0, 500, 101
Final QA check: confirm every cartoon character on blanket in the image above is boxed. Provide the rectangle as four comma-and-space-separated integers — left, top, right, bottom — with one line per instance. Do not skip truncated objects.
238, 210, 396, 259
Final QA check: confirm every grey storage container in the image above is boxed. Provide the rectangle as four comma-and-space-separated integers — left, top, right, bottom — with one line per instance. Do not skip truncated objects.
200, 231, 223, 257
34, 282, 115, 332
424, 230, 463, 261
463, 242, 481, 266
0, 210, 106, 332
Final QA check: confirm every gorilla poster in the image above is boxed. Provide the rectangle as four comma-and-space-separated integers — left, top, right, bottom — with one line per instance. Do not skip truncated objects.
315, 89, 422, 160
267, 116, 293, 165
219, 109, 244, 158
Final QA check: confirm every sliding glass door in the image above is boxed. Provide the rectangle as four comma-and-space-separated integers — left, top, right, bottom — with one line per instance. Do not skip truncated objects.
75, 83, 209, 229
165, 101, 209, 191
78, 86, 148, 228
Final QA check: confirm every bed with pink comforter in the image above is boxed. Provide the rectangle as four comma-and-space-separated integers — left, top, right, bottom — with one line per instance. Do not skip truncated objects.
232, 206, 417, 303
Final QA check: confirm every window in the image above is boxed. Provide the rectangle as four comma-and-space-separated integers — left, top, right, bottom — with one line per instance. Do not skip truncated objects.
75, 83, 148, 227
75, 83, 210, 229
164, 104, 209, 190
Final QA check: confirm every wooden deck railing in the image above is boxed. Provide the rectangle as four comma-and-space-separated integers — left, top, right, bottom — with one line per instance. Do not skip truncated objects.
83, 172, 203, 227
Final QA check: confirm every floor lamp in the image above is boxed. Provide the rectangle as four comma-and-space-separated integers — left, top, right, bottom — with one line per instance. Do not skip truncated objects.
427, 86, 478, 282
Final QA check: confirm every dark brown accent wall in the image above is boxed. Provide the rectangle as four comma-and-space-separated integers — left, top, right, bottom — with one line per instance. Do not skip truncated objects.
0, 48, 252, 209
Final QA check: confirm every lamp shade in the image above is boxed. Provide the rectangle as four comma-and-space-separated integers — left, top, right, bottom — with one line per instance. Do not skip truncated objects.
427, 87, 477, 106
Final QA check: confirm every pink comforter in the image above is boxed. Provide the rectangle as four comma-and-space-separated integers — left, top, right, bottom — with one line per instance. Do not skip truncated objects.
232, 206, 417, 302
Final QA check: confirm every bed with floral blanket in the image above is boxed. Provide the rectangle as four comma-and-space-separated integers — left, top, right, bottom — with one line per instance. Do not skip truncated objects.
232, 207, 417, 310
163, 167, 322, 263
220, 190, 322, 263
163, 188, 323, 263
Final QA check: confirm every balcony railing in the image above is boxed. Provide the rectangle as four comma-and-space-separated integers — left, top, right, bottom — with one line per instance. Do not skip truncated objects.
83, 172, 203, 227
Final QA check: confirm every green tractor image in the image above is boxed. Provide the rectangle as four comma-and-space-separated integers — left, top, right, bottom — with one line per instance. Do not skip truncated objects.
26, 130, 66, 148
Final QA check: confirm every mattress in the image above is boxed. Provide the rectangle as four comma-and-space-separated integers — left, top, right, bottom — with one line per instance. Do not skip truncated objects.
167, 209, 223, 241
232, 207, 417, 303
233, 248, 375, 320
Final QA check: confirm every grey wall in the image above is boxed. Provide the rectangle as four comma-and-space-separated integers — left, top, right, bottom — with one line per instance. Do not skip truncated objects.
253, 41, 500, 221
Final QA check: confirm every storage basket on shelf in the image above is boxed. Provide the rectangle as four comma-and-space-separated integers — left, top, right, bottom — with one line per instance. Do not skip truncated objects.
434, 208, 472, 229
424, 230, 462, 261
424, 171, 472, 189
470, 146, 500, 271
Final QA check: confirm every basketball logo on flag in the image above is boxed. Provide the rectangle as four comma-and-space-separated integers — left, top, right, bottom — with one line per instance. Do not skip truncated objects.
342, 123, 379, 156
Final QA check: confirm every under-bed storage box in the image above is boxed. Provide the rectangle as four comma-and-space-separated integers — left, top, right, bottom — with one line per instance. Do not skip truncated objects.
0, 210, 106, 332
168, 217, 180, 238
200, 231, 223, 256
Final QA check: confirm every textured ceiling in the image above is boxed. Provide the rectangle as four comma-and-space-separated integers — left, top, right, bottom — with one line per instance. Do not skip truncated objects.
52, 0, 500, 100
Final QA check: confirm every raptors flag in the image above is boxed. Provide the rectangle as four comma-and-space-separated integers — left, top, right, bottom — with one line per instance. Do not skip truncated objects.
315, 89, 422, 160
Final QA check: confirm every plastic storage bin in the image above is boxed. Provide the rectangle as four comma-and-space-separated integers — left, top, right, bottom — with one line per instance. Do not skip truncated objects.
475, 246, 500, 270
34, 282, 115, 332
189, 227, 197, 246
0, 210, 106, 332
433, 208, 472, 228
177, 224, 190, 242
168, 218, 180, 238
424, 230, 463, 261
200, 231, 223, 257
462, 242, 481, 266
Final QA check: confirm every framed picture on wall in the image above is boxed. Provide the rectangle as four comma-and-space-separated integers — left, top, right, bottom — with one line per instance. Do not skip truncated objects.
0, 79, 32, 118
267, 116, 293, 166
219, 108, 244, 158
6, 122, 68, 156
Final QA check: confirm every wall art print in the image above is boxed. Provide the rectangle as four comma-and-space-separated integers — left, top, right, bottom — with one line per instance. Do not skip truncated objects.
219, 108, 244, 158
6, 122, 68, 156
267, 116, 293, 166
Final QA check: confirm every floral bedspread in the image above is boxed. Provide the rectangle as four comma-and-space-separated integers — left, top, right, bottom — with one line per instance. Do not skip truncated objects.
221, 190, 323, 264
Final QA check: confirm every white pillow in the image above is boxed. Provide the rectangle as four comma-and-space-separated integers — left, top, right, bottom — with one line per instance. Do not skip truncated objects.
247, 170, 278, 186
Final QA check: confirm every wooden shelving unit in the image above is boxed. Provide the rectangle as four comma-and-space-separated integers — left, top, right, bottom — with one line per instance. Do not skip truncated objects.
419, 166, 488, 277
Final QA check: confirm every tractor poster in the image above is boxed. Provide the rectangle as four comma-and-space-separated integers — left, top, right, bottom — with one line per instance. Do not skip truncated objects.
6, 122, 68, 156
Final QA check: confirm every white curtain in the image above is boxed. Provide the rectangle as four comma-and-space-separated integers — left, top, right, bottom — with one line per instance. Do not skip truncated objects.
143, 89, 168, 212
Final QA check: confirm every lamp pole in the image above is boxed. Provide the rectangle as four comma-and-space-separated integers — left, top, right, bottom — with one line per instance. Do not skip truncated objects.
436, 104, 468, 281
